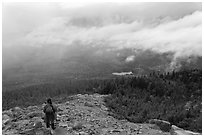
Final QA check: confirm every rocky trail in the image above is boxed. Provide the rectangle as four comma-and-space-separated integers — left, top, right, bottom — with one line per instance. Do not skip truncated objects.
2, 93, 201, 135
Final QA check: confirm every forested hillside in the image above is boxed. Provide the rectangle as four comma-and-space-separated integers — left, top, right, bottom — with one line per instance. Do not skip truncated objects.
2, 79, 101, 110
99, 69, 202, 133
2, 69, 202, 133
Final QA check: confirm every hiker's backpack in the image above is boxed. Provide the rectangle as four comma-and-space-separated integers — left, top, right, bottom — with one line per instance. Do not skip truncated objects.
45, 104, 55, 114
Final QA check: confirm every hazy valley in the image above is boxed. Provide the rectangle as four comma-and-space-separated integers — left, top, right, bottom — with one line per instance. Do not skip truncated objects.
2, 2, 202, 135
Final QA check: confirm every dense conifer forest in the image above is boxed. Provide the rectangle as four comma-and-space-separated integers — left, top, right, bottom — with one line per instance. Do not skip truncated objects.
100, 69, 202, 133
2, 69, 202, 133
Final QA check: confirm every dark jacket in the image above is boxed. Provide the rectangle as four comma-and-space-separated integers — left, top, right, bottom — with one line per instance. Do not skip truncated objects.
43, 104, 57, 120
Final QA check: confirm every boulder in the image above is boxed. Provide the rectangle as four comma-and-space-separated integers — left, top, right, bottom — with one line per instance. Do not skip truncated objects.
58, 107, 63, 112
19, 129, 36, 135
101, 105, 108, 111
52, 127, 68, 135
15, 120, 31, 130
170, 125, 201, 135
19, 126, 51, 135
3, 129, 18, 135
149, 119, 171, 132
34, 121, 43, 129
26, 111, 43, 119
72, 122, 84, 130
84, 102, 94, 107
59, 122, 68, 128
3, 109, 13, 117
79, 131, 89, 135
32, 117, 44, 122
84, 123, 92, 129
2, 114, 11, 125
2, 124, 12, 132
27, 106, 38, 111
41, 103, 46, 110
13, 107, 22, 112
110, 129, 123, 133
12, 107, 23, 118
76, 94, 83, 98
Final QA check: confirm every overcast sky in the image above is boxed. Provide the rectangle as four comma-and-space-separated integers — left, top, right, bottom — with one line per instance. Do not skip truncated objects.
2, 2, 202, 59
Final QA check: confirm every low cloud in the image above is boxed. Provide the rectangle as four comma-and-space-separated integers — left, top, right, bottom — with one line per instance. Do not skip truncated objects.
125, 55, 135, 62
3, 3, 202, 70
19, 10, 201, 59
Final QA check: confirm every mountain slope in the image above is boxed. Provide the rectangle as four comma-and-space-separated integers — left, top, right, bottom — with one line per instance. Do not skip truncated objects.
2, 93, 200, 135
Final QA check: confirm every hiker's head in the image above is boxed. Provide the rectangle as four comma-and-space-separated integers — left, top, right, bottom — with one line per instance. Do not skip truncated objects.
47, 98, 52, 104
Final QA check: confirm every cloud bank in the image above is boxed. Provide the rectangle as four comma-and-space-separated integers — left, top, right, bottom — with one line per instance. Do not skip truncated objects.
3, 2, 202, 69
19, 10, 201, 59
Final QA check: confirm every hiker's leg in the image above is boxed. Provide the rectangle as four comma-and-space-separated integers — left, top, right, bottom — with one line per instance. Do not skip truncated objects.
51, 123, 55, 130
46, 120, 50, 128
51, 114, 55, 130
46, 114, 50, 128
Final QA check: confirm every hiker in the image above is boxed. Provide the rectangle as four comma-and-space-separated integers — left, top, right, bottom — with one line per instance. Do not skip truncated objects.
43, 98, 57, 130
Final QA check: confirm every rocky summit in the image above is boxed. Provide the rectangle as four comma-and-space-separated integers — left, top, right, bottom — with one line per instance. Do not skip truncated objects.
2, 93, 201, 135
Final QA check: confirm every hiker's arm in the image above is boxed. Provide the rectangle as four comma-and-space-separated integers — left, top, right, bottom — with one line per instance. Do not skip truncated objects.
43, 105, 47, 113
